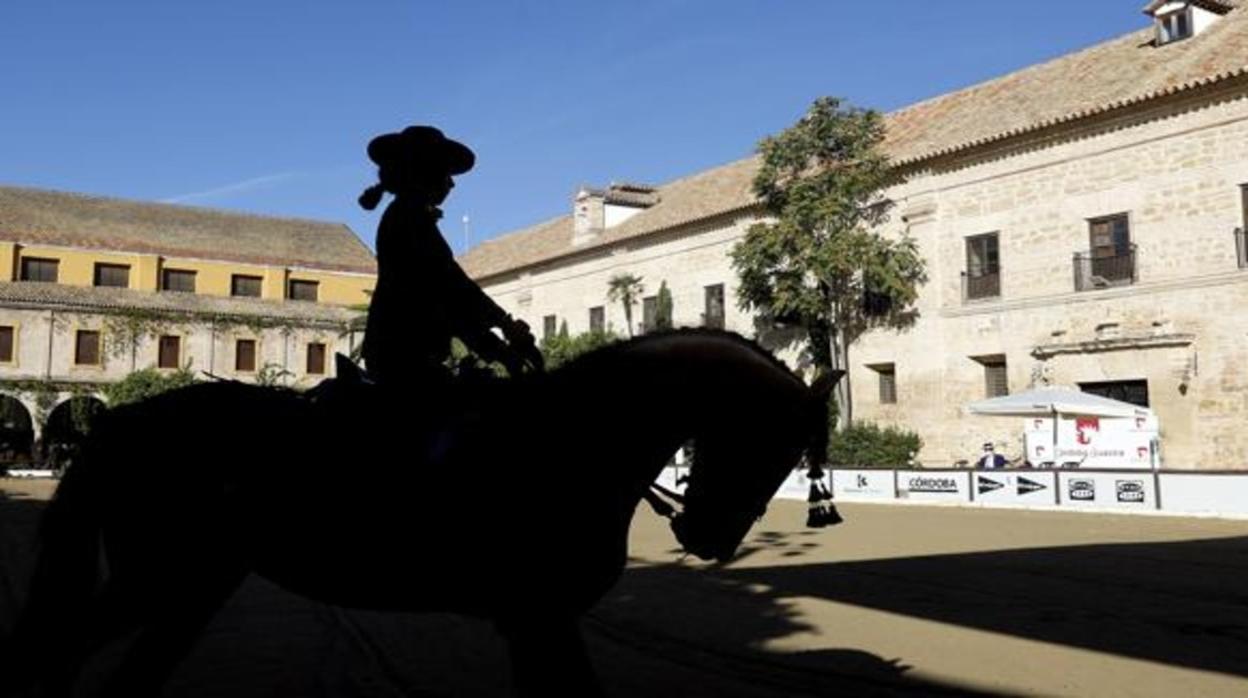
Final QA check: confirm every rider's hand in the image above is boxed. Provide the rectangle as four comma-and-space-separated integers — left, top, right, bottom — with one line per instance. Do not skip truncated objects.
502, 318, 534, 345
502, 318, 544, 373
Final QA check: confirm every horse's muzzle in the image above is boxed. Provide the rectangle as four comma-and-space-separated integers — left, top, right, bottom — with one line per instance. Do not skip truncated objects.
671, 514, 737, 563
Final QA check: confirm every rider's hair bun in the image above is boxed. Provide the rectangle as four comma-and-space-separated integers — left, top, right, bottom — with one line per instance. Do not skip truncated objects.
358, 182, 385, 211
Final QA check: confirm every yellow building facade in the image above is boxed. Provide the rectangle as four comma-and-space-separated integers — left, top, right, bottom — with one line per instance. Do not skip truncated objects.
0, 185, 377, 466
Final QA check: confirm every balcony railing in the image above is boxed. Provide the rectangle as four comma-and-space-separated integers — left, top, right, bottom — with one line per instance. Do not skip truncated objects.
1236, 227, 1247, 269
1073, 245, 1136, 291
961, 270, 1001, 302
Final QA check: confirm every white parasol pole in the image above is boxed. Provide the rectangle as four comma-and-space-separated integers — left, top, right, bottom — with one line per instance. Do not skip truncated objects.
1051, 405, 1058, 468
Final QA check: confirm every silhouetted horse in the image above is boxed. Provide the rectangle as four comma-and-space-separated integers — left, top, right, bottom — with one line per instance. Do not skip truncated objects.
5, 329, 828, 698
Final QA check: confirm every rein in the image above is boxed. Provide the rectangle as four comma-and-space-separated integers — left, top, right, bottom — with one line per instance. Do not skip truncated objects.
642, 483, 684, 520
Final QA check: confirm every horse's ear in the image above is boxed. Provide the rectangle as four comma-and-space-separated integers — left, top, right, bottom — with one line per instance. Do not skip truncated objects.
809, 369, 844, 400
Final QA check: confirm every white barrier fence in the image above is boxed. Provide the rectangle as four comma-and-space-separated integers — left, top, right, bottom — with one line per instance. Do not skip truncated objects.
656, 467, 1248, 519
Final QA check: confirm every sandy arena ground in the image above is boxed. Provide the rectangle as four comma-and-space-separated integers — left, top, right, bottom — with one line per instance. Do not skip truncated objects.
2, 477, 1247, 697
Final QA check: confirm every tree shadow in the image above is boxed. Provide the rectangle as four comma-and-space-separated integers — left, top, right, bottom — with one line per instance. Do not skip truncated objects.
595, 554, 996, 696
605, 530, 1248, 686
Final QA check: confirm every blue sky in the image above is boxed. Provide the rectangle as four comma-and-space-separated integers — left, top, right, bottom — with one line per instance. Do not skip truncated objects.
1, 1, 1151, 253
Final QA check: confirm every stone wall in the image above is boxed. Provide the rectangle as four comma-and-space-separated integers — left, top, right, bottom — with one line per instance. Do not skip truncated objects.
478, 86, 1248, 469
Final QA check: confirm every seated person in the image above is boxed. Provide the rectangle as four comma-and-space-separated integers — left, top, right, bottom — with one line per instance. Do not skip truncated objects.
976, 442, 1007, 469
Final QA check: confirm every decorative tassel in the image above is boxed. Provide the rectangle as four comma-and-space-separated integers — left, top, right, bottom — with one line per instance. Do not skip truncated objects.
805, 470, 843, 528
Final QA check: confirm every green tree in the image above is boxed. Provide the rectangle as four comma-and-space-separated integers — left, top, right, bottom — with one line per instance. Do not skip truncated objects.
655, 280, 674, 330
731, 97, 927, 428
103, 367, 196, 408
607, 273, 645, 338
826, 422, 922, 468
540, 329, 619, 370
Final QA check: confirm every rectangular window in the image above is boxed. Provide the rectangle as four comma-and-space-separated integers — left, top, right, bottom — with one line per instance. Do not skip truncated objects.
231, 275, 263, 298
1081, 214, 1134, 288
642, 295, 658, 333
1240, 185, 1248, 269
235, 339, 256, 372
704, 284, 725, 329
1079, 380, 1150, 408
19, 257, 58, 283
975, 355, 1008, 398
1242, 184, 1248, 228
964, 233, 1001, 300
589, 306, 605, 334
543, 315, 557, 341
306, 342, 326, 375
158, 335, 181, 369
93, 263, 130, 288
0, 326, 13, 363
161, 269, 197, 293
872, 363, 897, 404
288, 279, 319, 302
1089, 214, 1131, 257
75, 330, 101, 366
1158, 8, 1192, 44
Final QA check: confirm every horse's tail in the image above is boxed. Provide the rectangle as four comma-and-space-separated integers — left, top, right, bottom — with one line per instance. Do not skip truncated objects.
1, 428, 106, 693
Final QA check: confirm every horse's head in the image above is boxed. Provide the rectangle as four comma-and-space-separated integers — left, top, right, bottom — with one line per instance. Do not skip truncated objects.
670, 459, 788, 563
666, 369, 835, 562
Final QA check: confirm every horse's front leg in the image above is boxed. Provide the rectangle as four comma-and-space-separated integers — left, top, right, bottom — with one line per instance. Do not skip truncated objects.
500, 616, 604, 698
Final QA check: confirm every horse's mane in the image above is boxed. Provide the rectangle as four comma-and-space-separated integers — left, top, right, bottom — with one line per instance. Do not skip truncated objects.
554, 328, 803, 386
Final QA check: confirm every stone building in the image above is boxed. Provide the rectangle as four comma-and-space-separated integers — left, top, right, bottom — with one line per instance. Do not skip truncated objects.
0, 185, 376, 461
462, 1, 1248, 469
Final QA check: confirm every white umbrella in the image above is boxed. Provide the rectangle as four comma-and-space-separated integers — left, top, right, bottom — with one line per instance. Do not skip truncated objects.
967, 387, 1153, 467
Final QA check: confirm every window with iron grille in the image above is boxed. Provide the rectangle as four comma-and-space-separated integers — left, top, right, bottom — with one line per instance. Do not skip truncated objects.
704, 284, 725, 329
235, 339, 257, 372
1079, 380, 1150, 408
1240, 185, 1248, 269
158, 335, 181, 369
19, 258, 58, 283
307, 343, 326, 375
0, 326, 13, 363
288, 279, 319, 302
642, 296, 658, 333
589, 306, 605, 334
964, 233, 1001, 300
872, 363, 897, 404
231, 275, 263, 298
75, 330, 101, 366
161, 269, 196, 293
93, 264, 130, 288
543, 315, 557, 340
974, 355, 1008, 398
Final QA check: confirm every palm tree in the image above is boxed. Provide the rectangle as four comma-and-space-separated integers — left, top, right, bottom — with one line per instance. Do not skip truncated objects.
607, 273, 645, 338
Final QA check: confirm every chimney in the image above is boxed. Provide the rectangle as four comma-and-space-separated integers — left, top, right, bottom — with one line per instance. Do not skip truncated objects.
573, 187, 606, 244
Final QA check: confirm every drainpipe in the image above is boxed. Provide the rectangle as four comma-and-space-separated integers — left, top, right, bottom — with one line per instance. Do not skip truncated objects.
208, 318, 216, 376
45, 310, 55, 380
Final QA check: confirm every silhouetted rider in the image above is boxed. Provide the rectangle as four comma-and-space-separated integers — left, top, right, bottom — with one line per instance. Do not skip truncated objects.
357, 126, 542, 389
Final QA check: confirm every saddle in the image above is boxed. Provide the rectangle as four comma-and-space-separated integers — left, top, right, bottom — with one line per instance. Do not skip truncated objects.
304, 354, 507, 468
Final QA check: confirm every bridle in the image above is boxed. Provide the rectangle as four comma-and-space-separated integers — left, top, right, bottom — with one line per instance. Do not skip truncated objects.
642, 482, 685, 520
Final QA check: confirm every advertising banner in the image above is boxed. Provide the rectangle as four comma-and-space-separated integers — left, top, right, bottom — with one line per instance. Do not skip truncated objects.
1158, 474, 1248, 516
831, 469, 896, 500
972, 471, 1058, 507
774, 467, 825, 501
1057, 471, 1157, 509
1025, 415, 1159, 469
896, 471, 971, 503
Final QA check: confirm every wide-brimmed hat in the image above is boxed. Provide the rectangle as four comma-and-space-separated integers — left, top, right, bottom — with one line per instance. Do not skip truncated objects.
366, 125, 475, 175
